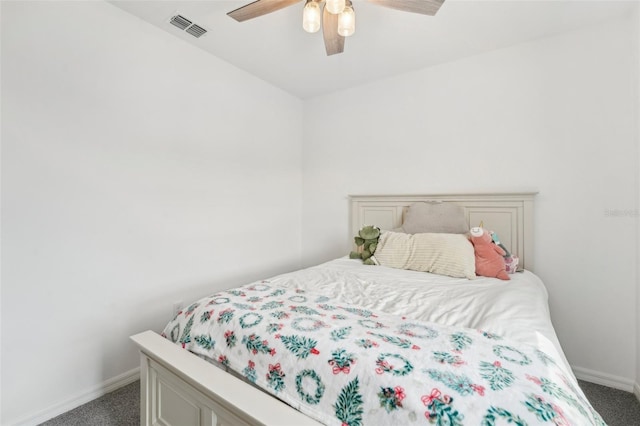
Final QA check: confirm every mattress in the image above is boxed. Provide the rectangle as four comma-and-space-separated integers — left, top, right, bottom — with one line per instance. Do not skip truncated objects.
163, 258, 603, 425
268, 257, 571, 374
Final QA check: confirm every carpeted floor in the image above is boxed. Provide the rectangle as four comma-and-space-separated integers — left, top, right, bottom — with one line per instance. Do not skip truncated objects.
39, 379, 640, 425
578, 380, 640, 426
40, 381, 139, 426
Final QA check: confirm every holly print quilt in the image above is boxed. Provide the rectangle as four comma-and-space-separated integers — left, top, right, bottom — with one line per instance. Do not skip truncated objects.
162, 281, 605, 426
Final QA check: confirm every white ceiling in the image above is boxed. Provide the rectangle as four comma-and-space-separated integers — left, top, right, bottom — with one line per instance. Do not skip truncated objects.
110, 0, 637, 99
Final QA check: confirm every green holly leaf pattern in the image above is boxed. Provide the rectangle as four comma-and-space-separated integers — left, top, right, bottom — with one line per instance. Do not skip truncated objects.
331, 326, 352, 341
179, 315, 194, 345
426, 369, 483, 396
242, 334, 275, 356
280, 335, 319, 359
481, 406, 527, 426
334, 377, 364, 426
290, 305, 322, 316
340, 306, 376, 318
200, 310, 212, 324
194, 335, 215, 350
217, 308, 234, 324
433, 351, 465, 367
370, 332, 416, 349
450, 332, 472, 351
479, 361, 515, 391
424, 393, 464, 426
524, 393, 560, 422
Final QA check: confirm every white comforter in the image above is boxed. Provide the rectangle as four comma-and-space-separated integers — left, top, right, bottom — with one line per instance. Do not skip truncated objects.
268, 258, 572, 375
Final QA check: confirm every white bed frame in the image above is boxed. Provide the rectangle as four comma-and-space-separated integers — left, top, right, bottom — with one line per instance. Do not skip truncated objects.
131, 192, 537, 426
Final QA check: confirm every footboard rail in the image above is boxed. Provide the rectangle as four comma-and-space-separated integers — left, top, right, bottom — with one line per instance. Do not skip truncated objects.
131, 331, 322, 426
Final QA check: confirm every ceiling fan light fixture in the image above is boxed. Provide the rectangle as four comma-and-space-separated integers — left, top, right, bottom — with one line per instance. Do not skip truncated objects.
303, 0, 321, 33
338, 1, 355, 37
325, 0, 346, 15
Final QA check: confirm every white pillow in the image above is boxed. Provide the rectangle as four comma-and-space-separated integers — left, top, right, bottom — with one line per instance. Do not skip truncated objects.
374, 231, 476, 279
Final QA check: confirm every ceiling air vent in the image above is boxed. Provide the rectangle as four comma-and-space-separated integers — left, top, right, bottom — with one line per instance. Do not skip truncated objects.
169, 14, 208, 39
186, 24, 207, 38
169, 14, 192, 31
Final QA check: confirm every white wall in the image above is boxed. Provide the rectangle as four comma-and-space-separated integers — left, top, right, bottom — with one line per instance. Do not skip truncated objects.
1, 1, 303, 424
636, 2, 640, 400
303, 14, 638, 386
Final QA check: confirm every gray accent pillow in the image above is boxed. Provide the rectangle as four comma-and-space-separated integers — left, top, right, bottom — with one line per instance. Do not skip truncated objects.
400, 202, 469, 234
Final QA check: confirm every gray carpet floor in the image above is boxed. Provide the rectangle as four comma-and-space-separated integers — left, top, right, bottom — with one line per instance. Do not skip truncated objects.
39, 379, 640, 425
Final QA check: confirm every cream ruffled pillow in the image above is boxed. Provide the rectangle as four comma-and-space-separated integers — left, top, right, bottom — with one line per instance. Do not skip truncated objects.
373, 231, 476, 279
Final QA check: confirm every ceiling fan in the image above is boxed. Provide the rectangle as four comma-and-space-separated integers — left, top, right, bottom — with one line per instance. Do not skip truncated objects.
227, 0, 446, 56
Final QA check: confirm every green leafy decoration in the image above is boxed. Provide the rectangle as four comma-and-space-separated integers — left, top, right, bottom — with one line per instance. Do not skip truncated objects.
261, 301, 284, 310
334, 377, 364, 426
296, 369, 325, 405
242, 334, 275, 356
424, 395, 464, 426
268, 288, 286, 297
184, 302, 199, 316
370, 332, 414, 349
426, 369, 483, 396
523, 394, 559, 422
290, 305, 322, 316
239, 312, 263, 329
242, 360, 257, 384
493, 345, 532, 366
270, 311, 290, 319
200, 310, 212, 324
481, 406, 527, 426
319, 303, 338, 311
537, 377, 588, 418
224, 330, 237, 348
179, 315, 194, 345
354, 339, 378, 349
266, 364, 286, 393
217, 308, 234, 324
233, 302, 254, 310
377, 386, 405, 413
340, 306, 376, 318
450, 332, 472, 351
479, 330, 503, 340
265, 323, 283, 333
193, 335, 215, 350
376, 353, 414, 376
534, 349, 557, 367
432, 351, 465, 367
479, 361, 515, 391
169, 324, 180, 343
331, 326, 352, 341
280, 335, 319, 359
328, 348, 356, 373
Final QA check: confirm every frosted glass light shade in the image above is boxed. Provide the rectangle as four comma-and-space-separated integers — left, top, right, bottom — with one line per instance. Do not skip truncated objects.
338, 4, 355, 37
325, 0, 345, 15
302, 0, 321, 33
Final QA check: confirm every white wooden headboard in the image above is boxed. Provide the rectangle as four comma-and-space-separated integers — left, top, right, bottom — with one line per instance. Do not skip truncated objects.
349, 193, 537, 272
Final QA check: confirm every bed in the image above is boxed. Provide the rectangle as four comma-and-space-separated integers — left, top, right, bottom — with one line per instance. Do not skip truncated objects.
131, 193, 605, 426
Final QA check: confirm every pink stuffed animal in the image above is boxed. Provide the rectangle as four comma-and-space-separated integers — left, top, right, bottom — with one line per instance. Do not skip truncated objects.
469, 227, 510, 280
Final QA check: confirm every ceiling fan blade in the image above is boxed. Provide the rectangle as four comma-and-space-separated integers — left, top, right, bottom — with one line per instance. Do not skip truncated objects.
322, 6, 345, 56
367, 0, 445, 16
228, 0, 302, 22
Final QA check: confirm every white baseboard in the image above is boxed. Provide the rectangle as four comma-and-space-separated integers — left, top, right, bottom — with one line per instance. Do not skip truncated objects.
634, 382, 640, 404
572, 365, 635, 392
11, 367, 140, 426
